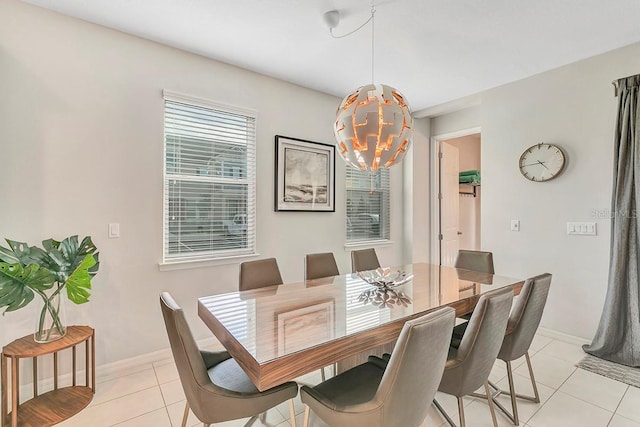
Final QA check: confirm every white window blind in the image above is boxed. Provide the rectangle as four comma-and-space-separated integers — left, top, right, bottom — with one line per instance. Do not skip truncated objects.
345, 167, 390, 242
163, 91, 256, 263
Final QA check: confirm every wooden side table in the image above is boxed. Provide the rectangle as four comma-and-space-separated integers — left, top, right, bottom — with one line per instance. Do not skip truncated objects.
1, 325, 95, 427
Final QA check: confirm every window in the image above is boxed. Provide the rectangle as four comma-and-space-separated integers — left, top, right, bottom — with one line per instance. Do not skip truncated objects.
163, 91, 256, 263
345, 167, 390, 242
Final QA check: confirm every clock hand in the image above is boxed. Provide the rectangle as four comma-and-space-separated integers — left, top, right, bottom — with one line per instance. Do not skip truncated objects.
537, 160, 550, 170
521, 162, 541, 167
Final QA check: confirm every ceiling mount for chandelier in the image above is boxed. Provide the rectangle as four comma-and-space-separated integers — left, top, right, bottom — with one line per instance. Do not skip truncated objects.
324, 5, 414, 172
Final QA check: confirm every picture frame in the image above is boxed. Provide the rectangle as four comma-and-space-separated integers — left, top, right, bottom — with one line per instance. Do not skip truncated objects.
275, 135, 335, 212
276, 299, 335, 355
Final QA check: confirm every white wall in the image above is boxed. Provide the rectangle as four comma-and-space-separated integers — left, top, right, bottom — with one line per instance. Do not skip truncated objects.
0, 0, 406, 364
430, 42, 640, 339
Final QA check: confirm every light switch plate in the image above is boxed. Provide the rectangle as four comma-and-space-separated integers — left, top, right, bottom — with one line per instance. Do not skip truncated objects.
567, 222, 596, 235
108, 223, 120, 238
511, 219, 520, 232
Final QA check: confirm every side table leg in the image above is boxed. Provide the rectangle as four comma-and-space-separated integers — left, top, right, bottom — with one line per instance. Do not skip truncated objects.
32, 357, 38, 397
1, 354, 7, 427
90, 332, 95, 392
11, 357, 18, 427
53, 352, 58, 390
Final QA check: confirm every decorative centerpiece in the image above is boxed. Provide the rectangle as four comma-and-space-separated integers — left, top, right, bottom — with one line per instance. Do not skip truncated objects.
357, 267, 413, 290
357, 287, 412, 309
0, 235, 99, 343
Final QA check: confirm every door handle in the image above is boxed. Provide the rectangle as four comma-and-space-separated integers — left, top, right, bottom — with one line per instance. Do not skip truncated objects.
457, 231, 463, 235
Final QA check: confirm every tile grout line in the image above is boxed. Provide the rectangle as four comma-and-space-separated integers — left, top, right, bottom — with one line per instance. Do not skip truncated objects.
152, 361, 177, 427
525, 364, 578, 426
606, 386, 631, 427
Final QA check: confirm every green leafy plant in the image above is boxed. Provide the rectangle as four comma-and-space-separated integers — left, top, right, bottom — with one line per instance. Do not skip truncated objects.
0, 235, 99, 342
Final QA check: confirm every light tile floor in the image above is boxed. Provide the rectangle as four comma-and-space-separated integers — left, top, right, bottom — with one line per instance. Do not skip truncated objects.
55, 332, 640, 427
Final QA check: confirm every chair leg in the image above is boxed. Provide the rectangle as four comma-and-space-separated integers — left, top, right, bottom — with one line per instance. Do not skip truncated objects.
303, 406, 311, 427
487, 353, 541, 426
243, 415, 260, 427
433, 398, 461, 427
506, 361, 520, 424
289, 399, 297, 427
524, 352, 541, 403
181, 401, 190, 427
484, 381, 498, 427
457, 397, 466, 427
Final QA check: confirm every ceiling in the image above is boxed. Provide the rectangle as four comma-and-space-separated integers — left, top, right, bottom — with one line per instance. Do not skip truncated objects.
20, 0, 640, 115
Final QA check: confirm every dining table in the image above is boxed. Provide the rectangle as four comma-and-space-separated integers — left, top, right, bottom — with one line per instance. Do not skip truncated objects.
198, 262, 524, 391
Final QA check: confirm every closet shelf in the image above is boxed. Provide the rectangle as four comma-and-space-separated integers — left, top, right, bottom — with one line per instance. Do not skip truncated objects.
459, 182, 479, 197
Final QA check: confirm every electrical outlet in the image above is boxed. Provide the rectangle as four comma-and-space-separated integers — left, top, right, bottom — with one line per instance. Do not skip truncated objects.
511, 220, 520, 232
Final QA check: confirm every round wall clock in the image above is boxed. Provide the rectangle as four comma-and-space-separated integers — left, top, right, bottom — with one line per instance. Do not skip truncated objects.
518, 143, 566, 182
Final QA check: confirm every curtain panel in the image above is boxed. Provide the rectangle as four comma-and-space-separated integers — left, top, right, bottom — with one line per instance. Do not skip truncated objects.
584, 75, 640, 367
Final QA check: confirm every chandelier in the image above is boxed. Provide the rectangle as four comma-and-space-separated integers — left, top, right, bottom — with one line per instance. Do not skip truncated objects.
324, 6, 414, 172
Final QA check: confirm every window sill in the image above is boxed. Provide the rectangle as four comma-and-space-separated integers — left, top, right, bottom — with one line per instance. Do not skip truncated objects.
344, 240, 394, 250
158, 252, 259, 271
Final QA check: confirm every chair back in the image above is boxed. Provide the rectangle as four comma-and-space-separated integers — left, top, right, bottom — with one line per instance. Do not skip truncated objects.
160, 292, 218, 419
498, 273, 552, 361
305, 252, 340, 280
454, 250, 495, 274
441, 287, 513, 396
239, 258, 283, 291
376, 307, 456, 427
351, 248, 380, 272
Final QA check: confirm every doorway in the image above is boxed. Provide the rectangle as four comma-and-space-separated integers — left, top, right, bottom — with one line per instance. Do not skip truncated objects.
431, 128, 482, 267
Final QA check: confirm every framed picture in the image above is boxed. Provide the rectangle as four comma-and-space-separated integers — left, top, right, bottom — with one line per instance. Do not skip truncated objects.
276, 300, 335, 355
275, 135, 335, 212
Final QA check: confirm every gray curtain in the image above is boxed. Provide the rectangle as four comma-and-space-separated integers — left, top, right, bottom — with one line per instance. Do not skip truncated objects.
583, 75, 640, 367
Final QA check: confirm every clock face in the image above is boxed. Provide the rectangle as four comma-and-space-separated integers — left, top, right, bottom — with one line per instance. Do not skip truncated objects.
519, 143, 565, 182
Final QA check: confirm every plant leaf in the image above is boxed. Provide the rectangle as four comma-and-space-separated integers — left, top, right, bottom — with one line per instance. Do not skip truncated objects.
65, 254, 97, 304
0, 263, 55, 313
41, 236, 99, 285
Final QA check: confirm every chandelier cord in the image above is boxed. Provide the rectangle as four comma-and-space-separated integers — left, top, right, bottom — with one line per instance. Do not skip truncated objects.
329, 6, 376, 40
371, 4, 375, 84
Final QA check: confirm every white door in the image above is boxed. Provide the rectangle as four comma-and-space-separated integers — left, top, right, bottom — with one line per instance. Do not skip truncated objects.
440, 141, 460, 267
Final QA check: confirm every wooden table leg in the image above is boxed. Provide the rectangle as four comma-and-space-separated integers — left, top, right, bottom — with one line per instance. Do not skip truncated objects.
90, 332, 95, 392
1, 353, 7, 427
72, 346, 76, 387
32, 357, 38, 397
11, 357, 18, 427
53, 352, 58, 390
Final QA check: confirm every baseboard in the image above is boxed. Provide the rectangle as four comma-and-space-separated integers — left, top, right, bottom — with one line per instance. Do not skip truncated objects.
537, 327, 590, 346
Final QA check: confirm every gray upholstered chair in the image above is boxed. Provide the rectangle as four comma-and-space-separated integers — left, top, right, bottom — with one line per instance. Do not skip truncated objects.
435, 287, 513, 427
454, 250, 495, 274
159, 292, 298, 427
239, 258, 283, 291
305, 252, 340, 281
452, 273, 552, 425
300, 307, 456, 427
455, 250, 495, 320
351, 248, 380, 272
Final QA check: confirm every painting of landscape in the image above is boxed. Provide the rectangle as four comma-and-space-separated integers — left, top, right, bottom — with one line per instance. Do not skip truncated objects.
284, 147, 328, 203
275, 135, 335, 212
